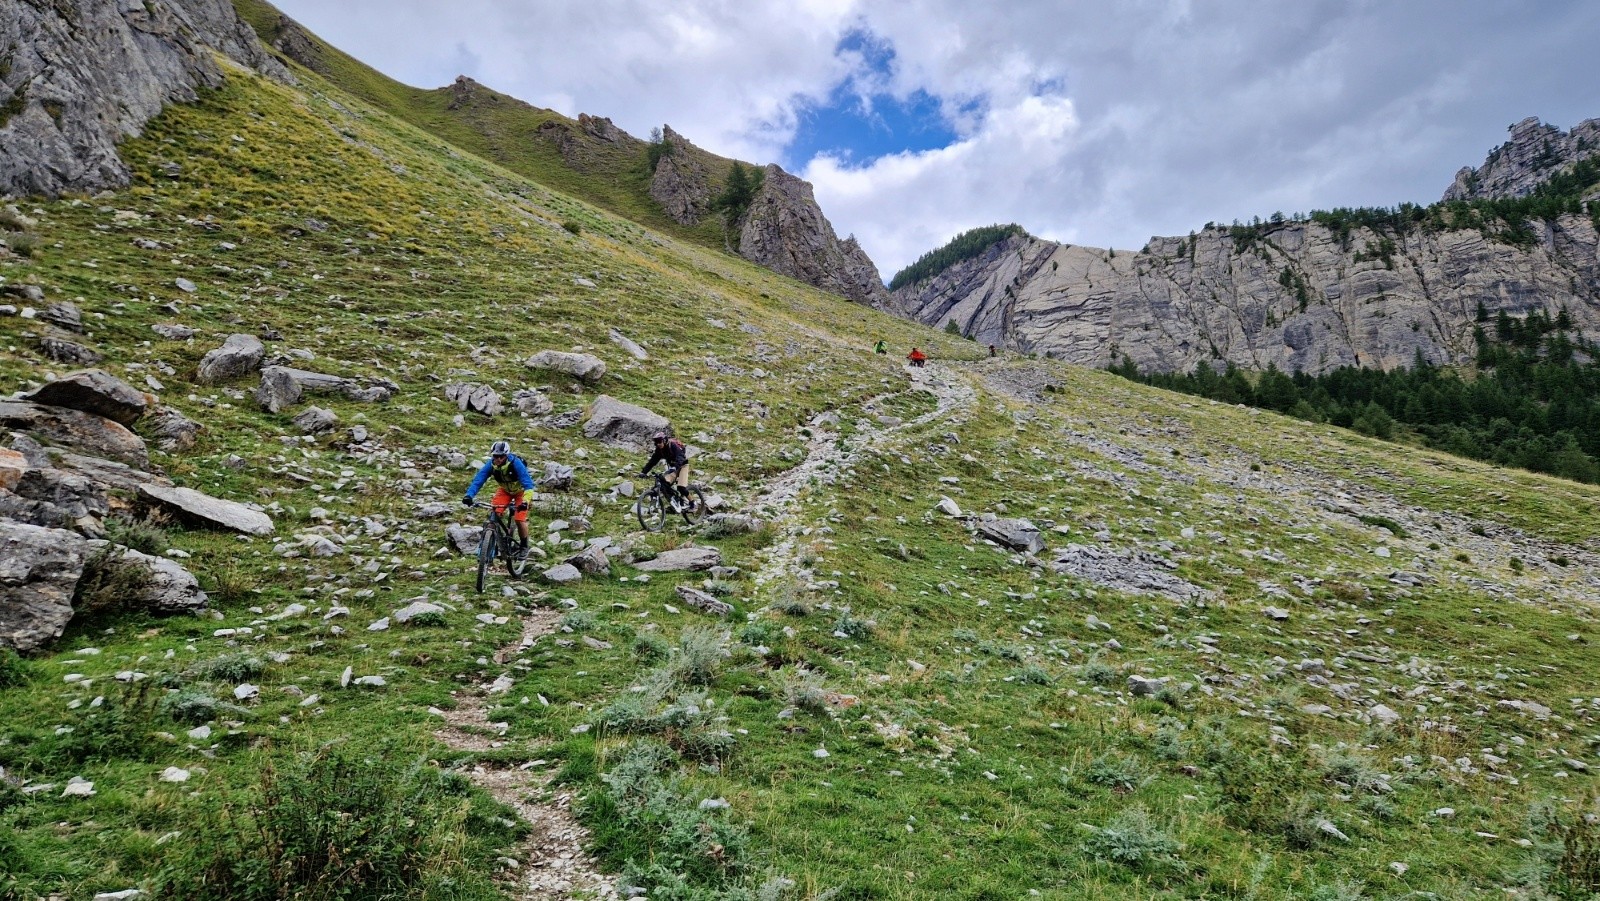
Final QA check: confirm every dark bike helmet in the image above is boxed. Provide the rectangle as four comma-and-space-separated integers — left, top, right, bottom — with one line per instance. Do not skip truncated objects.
651, 431, 667, 441
489, 439, 511, 456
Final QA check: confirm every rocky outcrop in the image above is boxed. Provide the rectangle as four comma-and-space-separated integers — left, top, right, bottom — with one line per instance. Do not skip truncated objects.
0, 401, 149, 468
1444, 117, 1600, 201
138, 484, 274, 536
738, 165, 891, 308
0, 522, 89, 652
21, 370, 154, 426
893, 218, 1600, 376
196, 334, 265, 385
0, 0, 292, 198
583, 395, 668, 450
269, 14, 328, 74
648, 125, 714, 225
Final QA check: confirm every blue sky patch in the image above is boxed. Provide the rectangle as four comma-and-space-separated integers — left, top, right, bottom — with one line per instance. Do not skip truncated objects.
783, 28, 965, 168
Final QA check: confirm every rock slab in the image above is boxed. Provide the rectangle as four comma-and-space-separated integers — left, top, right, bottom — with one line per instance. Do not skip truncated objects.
0, 522, 89, 652
139, 484, 274, 536
22, 369, 154, 425
196, 334, 265, 385
633, 546, 722, 572
583, 395, 668, 450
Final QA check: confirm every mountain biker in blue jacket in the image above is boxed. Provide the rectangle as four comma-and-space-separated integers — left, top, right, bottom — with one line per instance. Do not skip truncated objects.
462, 439, 536, 555
641, 431, 691, 505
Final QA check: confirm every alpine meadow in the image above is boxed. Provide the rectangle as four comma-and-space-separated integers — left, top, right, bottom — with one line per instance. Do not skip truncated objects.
3, 3, 1600, 901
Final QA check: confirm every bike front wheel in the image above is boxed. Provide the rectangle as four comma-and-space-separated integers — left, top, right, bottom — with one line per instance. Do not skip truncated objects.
679, 486, 709, 525
635, 490, 665, 532
475, 523, 496, 594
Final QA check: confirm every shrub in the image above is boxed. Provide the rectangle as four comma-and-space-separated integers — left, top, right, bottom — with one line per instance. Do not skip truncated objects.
1081, 806, 1183, 873
597, 740, 750, 889
8, 233, 38, 257
560, 608, 598, 632
1079, 659, 1118, 686
195, 653, 264, 684
72, 546, 152, 619
1282, 796, 1335, 849
208, 562, 257, 604
561, 219, 582, 235
408, 611, 448, 628
1357, 514, 1408, 539
663, 627, 728, 686
831, 609, 874, 640
1010, 664, 1054, 685
47, 684, 162, 764
778, 666, 829, 713
0, 648, 30, 688
1085, 753, 1145, 792
1153, 718, 1189, 761
632, 630, 670, 661
159, 744, 498, 900
107, 515, 172, 556
160, 689, 243, 725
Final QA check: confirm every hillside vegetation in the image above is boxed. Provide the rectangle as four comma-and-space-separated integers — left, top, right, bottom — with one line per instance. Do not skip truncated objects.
3, 43, 1600, 901
888, 223, 1026, 291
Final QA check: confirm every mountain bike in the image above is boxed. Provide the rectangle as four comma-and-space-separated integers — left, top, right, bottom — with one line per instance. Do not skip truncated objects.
469, 500, 528, 593
634, 472, 708, 531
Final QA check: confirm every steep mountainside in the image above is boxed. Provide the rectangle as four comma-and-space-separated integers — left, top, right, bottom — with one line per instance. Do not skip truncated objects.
894, 118, 1600, 375
1444, 116, 1600, 201
3, 7, 1600, 901
233, 0, 887, 307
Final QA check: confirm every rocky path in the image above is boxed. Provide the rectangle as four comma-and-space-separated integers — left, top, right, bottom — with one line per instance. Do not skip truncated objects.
432, 607, 617, 901
752, 363, 976, 591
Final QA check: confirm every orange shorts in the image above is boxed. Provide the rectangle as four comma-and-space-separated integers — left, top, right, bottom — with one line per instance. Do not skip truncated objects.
491, 487, 528, 523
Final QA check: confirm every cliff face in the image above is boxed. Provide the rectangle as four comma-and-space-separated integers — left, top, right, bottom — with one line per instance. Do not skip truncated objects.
647, 125, 714, 226
0, 0, 292, 198
1444, 117, 1600, 201
894, 218, 1600, 376
737, 165, 890, 308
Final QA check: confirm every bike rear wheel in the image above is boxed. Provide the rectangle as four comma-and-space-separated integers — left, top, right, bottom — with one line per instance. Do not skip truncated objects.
475, 521, 497, 594
503, 522, 527, 578
679, 486, 709, 525
635, 489, 666, 532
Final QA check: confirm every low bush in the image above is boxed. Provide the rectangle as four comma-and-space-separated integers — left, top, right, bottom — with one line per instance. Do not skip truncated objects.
0, 648, 30, 689
195, 653, 264, 684
778, 666, 829, 713
159, 689, 244, 725
106, 514, 171, 556
72, 547, 151, 619
159, 743, 502, 900
662, 626, 728, 686
1081, 806, 1183, 874
47, 684, 162, 764
595, 740, 750, 891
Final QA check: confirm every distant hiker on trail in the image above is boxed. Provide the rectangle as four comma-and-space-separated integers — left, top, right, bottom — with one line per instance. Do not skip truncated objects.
907, 347, 927, 368
462, 439, 535, 557
641, 431, 691, 503
988, 343, 997, 357
874, 339, 887, 355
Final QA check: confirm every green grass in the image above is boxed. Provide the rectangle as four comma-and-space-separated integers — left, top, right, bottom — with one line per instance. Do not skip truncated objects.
0, 37, 1597, 901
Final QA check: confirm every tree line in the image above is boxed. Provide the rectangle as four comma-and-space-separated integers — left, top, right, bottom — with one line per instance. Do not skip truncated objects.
888, 223, 1026, 290
1110, 312, 1600, 485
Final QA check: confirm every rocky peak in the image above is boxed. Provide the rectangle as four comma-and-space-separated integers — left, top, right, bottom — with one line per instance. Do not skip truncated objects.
270, 13, 327, 74
1443, 116, 1600, 201
737, 165, 890, 308
0, 0, 293, 198
448, 75, 481, 110
647, 124, 713, 225
578, 114, 624, 143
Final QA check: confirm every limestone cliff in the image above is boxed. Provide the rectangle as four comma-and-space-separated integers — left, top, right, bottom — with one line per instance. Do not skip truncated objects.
0, 0, 292, 198
1444, 117, 1600, 201
893, 217, 1600, 376
737, 165, 890, 308
647, 125, 714, 226
896, 117, 1600, 375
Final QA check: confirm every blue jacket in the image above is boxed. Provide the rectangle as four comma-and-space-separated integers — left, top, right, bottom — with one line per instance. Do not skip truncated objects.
466, 454, 535, 497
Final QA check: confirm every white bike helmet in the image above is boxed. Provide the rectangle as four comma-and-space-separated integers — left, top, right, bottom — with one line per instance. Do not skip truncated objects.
489, 439, 511, 456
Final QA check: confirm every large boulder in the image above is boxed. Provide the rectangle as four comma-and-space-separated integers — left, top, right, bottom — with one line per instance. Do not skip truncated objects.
0, 401, 149, 468
86, 543, 208, 614
292, 407, 338, 434
254, 365, 303, 413
445, 524, 482, 555
257, 366, 393, 412
525, 350, 607, 384
39, 336, 102, 365
444, 383, 503, 417
513, 389, 554, 416
146, 406, 201, 451
21, 369, 154, 425
0, 466, 109, 533
566, 544, 611, 576
609, 329, 649, 361
138, 484, 274, 536
583, 395, 668, 450
976, 518, 1045, 554
0, 448, 26, 492
55, 452, 172, 497
0, 522, 90, 652
196, 334, 265, 385
541, 461, 575, 490
633, 546, 722, 572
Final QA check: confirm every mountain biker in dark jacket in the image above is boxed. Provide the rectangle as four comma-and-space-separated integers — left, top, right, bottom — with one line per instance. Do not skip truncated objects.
462, 439, 536, 555
641, 431, 691, 501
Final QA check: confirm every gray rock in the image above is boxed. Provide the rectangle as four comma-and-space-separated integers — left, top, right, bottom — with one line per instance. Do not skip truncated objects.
647, 125, 714, 225
42, 302, 83, 332
541, 461, 575, 490
582, 395, 669, 450
445, 524, 482, 555
444, 383, 503, 416
414, 502, 454, 519
525, 350, 607, 384
107, 547, 208, 614
609, 328, 649, 360
138, 484, 274, 536
542, 563, 583, 584
292, 406, 338, 434
254, 366, 303, 413
512, 389, 553, 415
196, 334, 265, 385
1445, 117, 1600, 201
0, 401, 148, 467
22, 369, 153, 425
675, 584, 732, 615
39, 336, 102, 365
1262, 606, 1290, 621
633, 546, 722, 572
704, 512, 763, 535
1127, 675, 1168, 696
152, 323, 197, 340
54, 451, 172, 495
1050, 543, 1204, 601
175, 278, 197, 294
392, 600, 445, 623
937, 497, 962, 517
0, 465, 109, 533
0, 0, 291, 198
565, 545, 610, 576
976, 517, 1044, 554
147, 406, 201, 452
0, 522, 89, 652
1368, 704, 1401, 725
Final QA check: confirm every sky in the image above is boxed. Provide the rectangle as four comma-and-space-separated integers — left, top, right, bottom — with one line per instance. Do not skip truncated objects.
267, 0, 1600, 279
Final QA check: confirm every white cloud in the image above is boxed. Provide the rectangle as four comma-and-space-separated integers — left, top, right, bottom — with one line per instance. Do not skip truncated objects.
269, 0, 1600, 278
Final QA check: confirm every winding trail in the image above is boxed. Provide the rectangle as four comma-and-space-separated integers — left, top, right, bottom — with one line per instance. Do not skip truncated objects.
433, 607, 618, 901
751, 363, 976, 591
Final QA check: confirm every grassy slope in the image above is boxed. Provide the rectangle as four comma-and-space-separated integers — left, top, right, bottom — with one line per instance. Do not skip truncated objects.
1, 54, 1599, 901
232, 0, 733, 253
